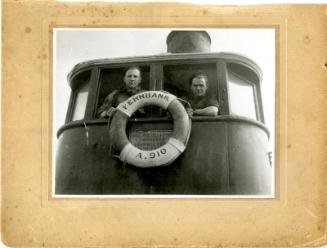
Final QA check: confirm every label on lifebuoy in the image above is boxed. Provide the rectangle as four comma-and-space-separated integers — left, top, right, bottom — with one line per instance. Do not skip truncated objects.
116, 91, 176, 117
119, 138, 186, 168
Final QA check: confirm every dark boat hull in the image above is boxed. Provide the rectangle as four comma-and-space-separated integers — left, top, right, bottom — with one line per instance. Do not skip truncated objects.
55, 116, 272, 195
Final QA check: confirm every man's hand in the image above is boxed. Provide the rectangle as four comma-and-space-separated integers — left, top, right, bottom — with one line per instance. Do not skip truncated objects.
106, 107, 116, 117
138, 107, 146, 114
100, 107, 116, 118
186, 108, 193, 117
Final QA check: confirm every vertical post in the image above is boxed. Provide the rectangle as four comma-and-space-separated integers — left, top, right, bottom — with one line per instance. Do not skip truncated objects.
84, 68, 100, 119
256, 83, 265, 123
64, 91, 75, 124
216, 60, 229, 115
155, 64, 163, 90
149, 64, 157, 90
149, 63, 163, 116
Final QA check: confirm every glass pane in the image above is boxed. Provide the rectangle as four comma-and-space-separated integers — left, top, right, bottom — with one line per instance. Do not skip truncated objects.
228, 72, 257, 120
97, 66, 150, 111
72, 82, 89, 121
163, 63, 218, 98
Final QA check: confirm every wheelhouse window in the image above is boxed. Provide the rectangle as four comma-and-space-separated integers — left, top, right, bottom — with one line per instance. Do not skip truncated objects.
97, 66, 150, 113
163, 63, 219, 117
227, 63, 261, 121
71, 70, 91, 121
163, 63, 218, 98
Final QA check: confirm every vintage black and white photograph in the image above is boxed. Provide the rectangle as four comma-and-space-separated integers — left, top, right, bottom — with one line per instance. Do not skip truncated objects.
53, 28, 275, 197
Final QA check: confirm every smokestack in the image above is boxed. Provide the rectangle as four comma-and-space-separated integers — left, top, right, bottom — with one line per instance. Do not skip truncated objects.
166, 31, 211, 53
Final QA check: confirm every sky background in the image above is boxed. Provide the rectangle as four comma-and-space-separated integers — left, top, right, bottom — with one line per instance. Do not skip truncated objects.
54, 28, 275, 151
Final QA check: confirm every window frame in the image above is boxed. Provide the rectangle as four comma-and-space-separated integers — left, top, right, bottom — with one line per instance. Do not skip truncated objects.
94, 63, 154, 118
225, 60, 264, 123
159, 60, 221, 112
65, 69, 92, 123
66, 55, 264, 123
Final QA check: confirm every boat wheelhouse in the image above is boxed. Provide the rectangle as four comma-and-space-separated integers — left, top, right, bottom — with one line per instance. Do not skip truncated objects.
55, 31, 272, 195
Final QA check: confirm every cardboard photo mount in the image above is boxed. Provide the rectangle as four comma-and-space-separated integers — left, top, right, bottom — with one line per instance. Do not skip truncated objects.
2, 2, 327, 247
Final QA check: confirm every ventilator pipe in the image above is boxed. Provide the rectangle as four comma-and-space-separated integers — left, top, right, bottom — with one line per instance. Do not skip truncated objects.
166, 31, 211, 53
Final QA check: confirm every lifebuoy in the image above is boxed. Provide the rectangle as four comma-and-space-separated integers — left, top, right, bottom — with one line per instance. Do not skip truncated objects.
109, 91, 191, 168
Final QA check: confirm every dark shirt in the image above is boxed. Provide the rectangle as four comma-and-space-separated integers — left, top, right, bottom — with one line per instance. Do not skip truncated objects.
97, 86, 142, 117
184, 94, 219, 110
111, 86, 142, 107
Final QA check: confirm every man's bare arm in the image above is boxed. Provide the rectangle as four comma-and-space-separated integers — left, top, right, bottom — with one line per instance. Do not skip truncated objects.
97, 90, 117, 117
193, 106, 218, 116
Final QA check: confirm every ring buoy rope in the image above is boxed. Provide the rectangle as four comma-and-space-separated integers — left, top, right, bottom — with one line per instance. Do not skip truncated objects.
109, 91, 191, 168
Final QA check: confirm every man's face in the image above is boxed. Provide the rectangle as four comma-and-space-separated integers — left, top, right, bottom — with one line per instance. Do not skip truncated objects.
123, 68, 141, 88
190, 77, 208, 97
